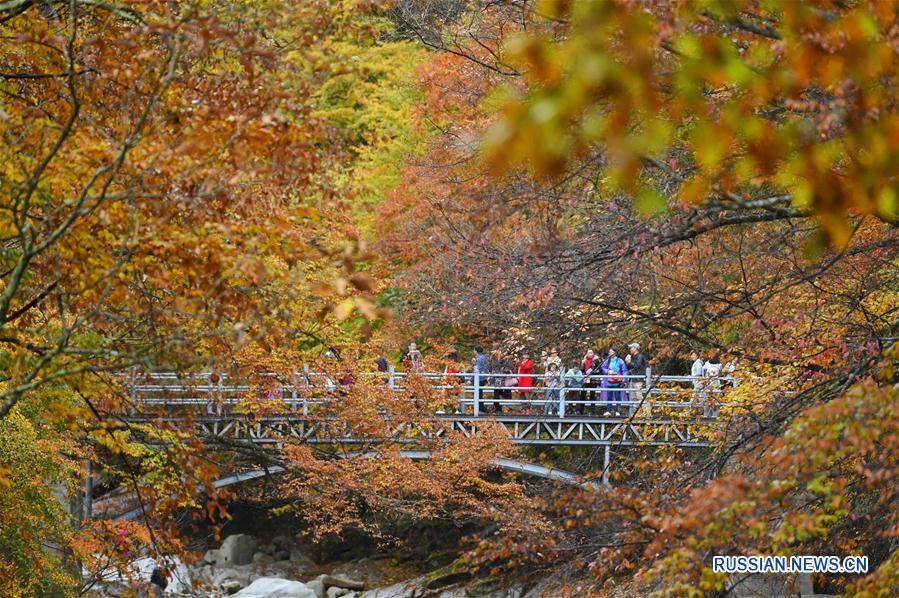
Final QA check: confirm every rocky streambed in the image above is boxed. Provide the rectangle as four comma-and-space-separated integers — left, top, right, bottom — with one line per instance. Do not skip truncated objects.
87, 530, 525, 597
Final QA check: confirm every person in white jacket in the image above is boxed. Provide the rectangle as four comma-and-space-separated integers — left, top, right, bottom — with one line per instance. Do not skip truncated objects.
690, 349, 705, 404
702, 350, 723, 417
690, 349, 705, 383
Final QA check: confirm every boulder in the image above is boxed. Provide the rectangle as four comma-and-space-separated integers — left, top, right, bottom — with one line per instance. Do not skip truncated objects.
253, 551, 275, 565
221, 579, 246, 595
235, 577, 317, 598
326, 587, 352, 598
273, 549, 291, 561
272, 535, 292, 550
220, 534, 258, 566
290, 546, 315, 567
202, 549, 221, 565
329, 558, 413, 587
163, 561, 193, 594
726, 574, 802, 597
321, 574, 364, 590
358, 579, 419, 598
113, 556, 193, 595
258, 560, 312, 580
306, 575, 326, 598
212, 566, 254, 591
191, 564, 215, 584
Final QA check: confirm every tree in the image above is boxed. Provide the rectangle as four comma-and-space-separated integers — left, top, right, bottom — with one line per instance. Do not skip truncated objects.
0, 411, 78, 594
2, 2, 532, 589
0, 0, 390, 587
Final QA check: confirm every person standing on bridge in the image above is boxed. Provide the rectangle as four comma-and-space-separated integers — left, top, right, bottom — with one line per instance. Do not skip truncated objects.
375, 355, 389, 373
690, 349, 705, 383
474, 345, 489, 377
600, 347, 628, 415
405, 342, 423, 373
472, 344, 490, 413
494, 354, 516, 414
690, 349, 705, 404
580, 348, 598, 414
515, 353, 534, 414
625, 342, 649, 414
544, 362, 563, 416
702, 349, 723, 417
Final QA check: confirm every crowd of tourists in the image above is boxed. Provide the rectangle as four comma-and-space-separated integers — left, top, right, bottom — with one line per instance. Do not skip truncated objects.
396, 342, 733, 417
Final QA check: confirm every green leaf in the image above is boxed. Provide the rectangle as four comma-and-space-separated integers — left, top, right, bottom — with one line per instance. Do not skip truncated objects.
636, 187, 668, 217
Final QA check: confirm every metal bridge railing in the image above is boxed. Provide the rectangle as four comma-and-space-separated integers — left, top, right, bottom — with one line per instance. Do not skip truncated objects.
125, 367, 739, 420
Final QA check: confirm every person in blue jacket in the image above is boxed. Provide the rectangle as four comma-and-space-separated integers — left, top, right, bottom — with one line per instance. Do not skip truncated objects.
600, 347, 628, 413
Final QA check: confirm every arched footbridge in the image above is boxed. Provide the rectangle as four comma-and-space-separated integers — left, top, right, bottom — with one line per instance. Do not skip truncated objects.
122, 369, 735, 449
97, 368, 744, 518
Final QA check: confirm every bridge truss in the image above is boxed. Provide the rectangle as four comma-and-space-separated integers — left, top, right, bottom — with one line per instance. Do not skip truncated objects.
123, 413, 719, 448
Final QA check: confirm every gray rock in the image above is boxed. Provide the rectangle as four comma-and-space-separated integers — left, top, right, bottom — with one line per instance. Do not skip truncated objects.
358, 579, 417, 598
253, 551, 275, 565
290, 546, 314, 562
329, 558, 410, 587
191, 564, 215, 584
163, 561, 193, 594
220, 534, 258, 566
203, 548, 221, 565
322, 574, 364, 590
235, 577, 317, 598
795, 576, 832, 597
273, 549, 290, 561
726, 574, 800, 597
213, 566, 254, 590
272, 535, 292, 550
258, 560, 313, 580
221, 579, 246, 595
306, 576, 326, 598
289, 547, 316, 571
327, 587, 351, 598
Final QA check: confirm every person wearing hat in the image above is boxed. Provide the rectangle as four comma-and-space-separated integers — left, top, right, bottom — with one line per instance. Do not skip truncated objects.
626, 342, 649, 412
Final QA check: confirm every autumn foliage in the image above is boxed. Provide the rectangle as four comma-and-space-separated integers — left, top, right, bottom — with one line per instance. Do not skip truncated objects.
377, 1, 898, 595
0, 0, 897, 596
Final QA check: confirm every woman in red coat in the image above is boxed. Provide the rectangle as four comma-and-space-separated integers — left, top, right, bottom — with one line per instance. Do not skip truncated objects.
516, 353, 535, 413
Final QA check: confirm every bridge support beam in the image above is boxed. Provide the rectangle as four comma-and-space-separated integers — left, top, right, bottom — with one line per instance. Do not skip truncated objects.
113, 453, 599, 520
473, 371, 480, 417
602, 445, 610, 485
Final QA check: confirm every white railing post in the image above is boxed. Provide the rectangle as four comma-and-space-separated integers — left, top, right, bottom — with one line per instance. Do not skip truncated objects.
302, 364, 310, 416
559, 386, 566, 418
128, 368, 138, 415
602, 445, 611, 485
388, 364, 395, 390
216, 374, 224, 416
290, 371, 298, 412
473, 370, 480, 417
